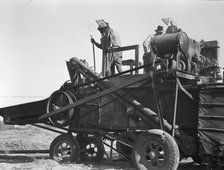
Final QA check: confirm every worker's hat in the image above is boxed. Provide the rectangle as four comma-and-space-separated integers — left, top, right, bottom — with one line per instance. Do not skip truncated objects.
96, 19, 109, 29
155, 25, 163, 33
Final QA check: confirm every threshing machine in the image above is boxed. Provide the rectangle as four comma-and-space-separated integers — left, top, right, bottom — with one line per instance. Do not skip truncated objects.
0, 30, 223, 170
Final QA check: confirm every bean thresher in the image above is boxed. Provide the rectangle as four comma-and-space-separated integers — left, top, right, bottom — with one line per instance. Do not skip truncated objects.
0, 30, 223, 170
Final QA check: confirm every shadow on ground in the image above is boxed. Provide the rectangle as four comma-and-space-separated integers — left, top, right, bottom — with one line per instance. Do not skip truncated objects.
0, 154, 48, 164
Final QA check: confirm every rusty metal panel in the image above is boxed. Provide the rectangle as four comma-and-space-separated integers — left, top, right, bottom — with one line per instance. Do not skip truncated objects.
78, 103, 99, 128
125, 84, 199, 129
98, 95, 128, 127
198, 84, 224, 156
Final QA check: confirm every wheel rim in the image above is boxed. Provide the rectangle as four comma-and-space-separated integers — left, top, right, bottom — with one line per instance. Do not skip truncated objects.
83, 143, 98, 159
80, 137, 104, 162
133, 130, 180, 170
140, 140, 166, 168
53, 140, 74, 163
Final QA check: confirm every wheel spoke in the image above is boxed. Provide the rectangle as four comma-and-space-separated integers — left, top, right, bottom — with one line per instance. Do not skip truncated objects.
148, 144, 154, 151
79, 137, 104, 162
155, 144, 161, 150
157, 159, 164, 166
158, 151, 164, 158
132, 130, 180, 170
62, 142, 69, 149
56, 148, 64, 154
145, 146, 151, 154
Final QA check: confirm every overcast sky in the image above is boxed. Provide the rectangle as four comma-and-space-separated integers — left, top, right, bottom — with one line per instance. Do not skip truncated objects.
0, 0, 224, 106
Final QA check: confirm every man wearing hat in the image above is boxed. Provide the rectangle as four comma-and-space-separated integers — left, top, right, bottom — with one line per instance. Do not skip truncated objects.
143, 25, 164, 72
91, 19, 122, 77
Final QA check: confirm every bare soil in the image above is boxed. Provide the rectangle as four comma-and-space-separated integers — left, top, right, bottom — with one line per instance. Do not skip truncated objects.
0, 123, 222, 170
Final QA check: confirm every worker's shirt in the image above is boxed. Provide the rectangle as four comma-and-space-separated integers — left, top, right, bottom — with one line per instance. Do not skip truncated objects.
100, 29, 122, 58
143, 34, 154, 53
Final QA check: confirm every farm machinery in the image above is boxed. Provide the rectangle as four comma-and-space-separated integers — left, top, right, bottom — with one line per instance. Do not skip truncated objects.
0, 30, 224, 170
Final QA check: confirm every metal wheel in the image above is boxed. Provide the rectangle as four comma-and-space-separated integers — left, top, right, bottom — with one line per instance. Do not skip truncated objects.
49, 134, 80, 163
47, 90, 75, 127
78, 136, 105, 162
132, 129, 180, 170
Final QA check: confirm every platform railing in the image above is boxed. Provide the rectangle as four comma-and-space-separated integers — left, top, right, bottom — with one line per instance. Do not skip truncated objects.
107, 45, 140, 74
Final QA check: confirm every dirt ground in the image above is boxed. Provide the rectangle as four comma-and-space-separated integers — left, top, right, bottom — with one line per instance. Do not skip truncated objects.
0, 124, 222, 170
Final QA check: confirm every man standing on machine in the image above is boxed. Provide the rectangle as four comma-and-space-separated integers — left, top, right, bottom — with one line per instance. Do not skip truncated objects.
91, 19, 122, 77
